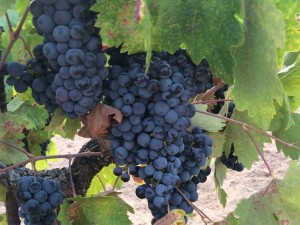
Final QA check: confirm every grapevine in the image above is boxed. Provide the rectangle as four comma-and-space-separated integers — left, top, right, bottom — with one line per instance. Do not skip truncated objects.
0, 0, 300, 225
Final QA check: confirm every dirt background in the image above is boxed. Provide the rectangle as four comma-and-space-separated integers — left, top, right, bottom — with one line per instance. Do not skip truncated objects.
0, 135, 292, 225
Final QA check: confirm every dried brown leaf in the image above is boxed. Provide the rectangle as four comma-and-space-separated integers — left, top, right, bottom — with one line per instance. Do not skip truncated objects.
154, 209, 186, 225
78, 104, 123, 138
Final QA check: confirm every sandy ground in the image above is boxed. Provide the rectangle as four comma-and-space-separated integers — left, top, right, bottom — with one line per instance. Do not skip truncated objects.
0, 135, 292, 225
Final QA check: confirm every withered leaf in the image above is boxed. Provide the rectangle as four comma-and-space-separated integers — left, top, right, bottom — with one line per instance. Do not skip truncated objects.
78, 104, 123, 138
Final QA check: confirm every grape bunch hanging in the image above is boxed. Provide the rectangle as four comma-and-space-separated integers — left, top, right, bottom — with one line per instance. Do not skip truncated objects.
105, 50, 214, 223
5, 0, 107, 117
16, 176, 65, 225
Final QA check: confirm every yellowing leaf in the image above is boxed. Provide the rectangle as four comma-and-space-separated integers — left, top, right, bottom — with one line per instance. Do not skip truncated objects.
154, 209, 186, 225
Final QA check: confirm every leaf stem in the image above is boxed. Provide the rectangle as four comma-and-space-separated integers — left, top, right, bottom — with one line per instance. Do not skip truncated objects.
112, 176, 120, 191
0, 139, 34, 158
18, 36, 34, 59
192, 99, 233, 105
68, 156, 76, 197
243, 126, 274, 177
196, 110, 300, 151
96, 173, 106, 191
0, 2, 30, 71
198, 82, 224, 101
175, 187, 212, 224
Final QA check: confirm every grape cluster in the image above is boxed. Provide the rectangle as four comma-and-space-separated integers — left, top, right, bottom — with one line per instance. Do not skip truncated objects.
5, 0, 107, 117
16, 176, 65, 225
106, 50, 213, 222
220, 144, 244, 172
5, 61, 34, 93
206, 81, 244, 172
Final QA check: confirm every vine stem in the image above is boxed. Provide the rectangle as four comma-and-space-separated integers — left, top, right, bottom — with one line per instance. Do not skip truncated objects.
18, 36, 34, 59
112, 176, 120, 191
175, 187, 211, 224
196, 110, 300, 151
96, 174, 106, 191
0, 1, 30, 71
0, 151, 107, 173
0, 139, 34, 158
192, 99, 233, 105
197, 82, 224, 101
68, 157, 76, 197
243, 126, 274, 177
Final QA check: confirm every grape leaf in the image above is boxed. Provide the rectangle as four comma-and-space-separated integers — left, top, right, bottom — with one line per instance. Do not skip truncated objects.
268, 93, 294, 132
86, 164, 123, 197
278, 58, 300, 111
210, 133, 226, 158
0, 113, 28, 165
214, 213, 239, 225
58, 194, 133, 225
64, 118, 81, 140
11, 102, 48, 130
78, 104, 123, 139
192, 104, 226, 132
0, 0, 16, 17
220, 161, 300, 225
276, 0, 300, 53
214, 159, 227, 207
93, 0, 243, 83
224, 111, 271, 169
46, 109, 66, 135
283, 51, 300, 67
0, 184, 7, 202
231, 0, 286, 130
154, 209, 186, 225
0, 9, 20, 30
6, 95, 24, 112
0, 214, 7, 225
273, 113, 300, 160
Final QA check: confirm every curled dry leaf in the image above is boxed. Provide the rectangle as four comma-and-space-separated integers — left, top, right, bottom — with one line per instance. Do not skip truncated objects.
132, 176, 144, 185
78, 103, 123, 139
154, 209, 186, 225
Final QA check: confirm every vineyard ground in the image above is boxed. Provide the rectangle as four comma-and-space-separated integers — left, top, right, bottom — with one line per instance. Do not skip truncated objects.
0, 136, 291, 225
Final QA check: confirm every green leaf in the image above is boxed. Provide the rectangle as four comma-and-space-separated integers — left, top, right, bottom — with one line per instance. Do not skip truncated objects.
276, 0, 300, 53
0, 0, 16, 17
58, 194, 133, 225
231, 0, 285, 130
11, 102, 48, 130
93, 0, 243, 83
86, 164, 123, 197
0, 214, 8, 225
224, 111, 271, 169
282, 51, 300, 67
214, 159, 227, 207
273, 113, 300, 160
210, 132, 226, 158
279, 58, 300, 111
46, 109, 66, 135
214, 213, 239, 225
45, 141, 58, 162
221, 161, 300, 225
0, 113, 28, 165
64, 118, 81, 140
268, 93, 294, 132
192, 104, 226, 132
0, 9, 20, 30
6, 95, 25, 112
0, 184, 7, 202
